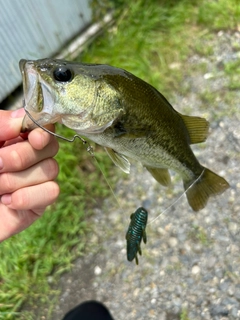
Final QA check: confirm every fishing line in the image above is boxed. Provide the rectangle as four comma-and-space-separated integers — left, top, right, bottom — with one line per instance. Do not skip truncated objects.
23, 107, 122, 208
23, 107, 205, 223
148, 169, 205, 225
88, 152, 122, 208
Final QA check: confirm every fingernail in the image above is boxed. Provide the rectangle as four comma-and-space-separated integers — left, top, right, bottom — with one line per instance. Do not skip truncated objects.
1, 194, 12, 205
11, 108, 25, 118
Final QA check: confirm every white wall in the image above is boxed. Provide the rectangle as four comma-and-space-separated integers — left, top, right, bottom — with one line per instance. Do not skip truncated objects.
0, 0, 91, 102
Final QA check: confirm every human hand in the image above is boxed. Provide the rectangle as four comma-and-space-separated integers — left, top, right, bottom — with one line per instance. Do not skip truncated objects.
0, 108, 60, 242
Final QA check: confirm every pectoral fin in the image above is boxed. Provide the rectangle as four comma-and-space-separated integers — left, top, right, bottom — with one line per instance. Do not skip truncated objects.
105, 147, 130, 174
180, 114, 209, 144
145, 167, 171, 187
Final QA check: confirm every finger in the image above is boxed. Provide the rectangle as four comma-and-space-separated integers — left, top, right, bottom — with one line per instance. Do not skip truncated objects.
0, 158, 59, 195
0, 136, 59, 173
1, 181, 60, 210
28, 124, 56, 151
0, 109, 25, 142
0, 205, 40, 242
1, 136, 24, 148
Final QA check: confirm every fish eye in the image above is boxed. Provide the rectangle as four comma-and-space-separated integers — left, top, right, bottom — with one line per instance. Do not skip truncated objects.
53, 66, 73, 82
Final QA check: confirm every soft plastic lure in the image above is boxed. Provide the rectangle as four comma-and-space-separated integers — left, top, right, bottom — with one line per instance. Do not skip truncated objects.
125, 207, 148, 265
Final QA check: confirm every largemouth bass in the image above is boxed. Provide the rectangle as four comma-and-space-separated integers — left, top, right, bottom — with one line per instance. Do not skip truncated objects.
20, 58, 229, 211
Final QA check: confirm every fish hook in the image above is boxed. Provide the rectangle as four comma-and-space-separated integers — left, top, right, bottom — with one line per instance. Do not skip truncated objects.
23, 106, 95, 156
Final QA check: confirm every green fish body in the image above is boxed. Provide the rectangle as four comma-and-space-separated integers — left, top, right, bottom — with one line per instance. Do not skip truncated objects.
20, 59, 229, 211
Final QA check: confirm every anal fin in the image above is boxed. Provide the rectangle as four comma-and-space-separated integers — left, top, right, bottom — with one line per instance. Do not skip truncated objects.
145, 167, 171, 187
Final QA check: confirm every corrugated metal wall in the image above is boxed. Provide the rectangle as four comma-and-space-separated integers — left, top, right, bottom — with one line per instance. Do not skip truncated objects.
0, 0, 91, 102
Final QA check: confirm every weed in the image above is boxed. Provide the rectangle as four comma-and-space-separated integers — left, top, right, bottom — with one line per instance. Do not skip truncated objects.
188, 225, 210, 246
180, 308, 190, 320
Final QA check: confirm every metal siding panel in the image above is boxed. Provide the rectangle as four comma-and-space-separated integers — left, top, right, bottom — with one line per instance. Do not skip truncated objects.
0, 0, 91, 102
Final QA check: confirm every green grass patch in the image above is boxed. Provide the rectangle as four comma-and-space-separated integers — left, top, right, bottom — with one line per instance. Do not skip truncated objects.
197, 0, 240, 30
180, 308, 190, 320
1, 0, 239, 318
224, 58, 240, 90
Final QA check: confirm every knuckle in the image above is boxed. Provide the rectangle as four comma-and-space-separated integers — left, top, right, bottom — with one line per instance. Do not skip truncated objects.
0, 172, 14, 193
10, 149, 24, 171
13, 189, 30, 208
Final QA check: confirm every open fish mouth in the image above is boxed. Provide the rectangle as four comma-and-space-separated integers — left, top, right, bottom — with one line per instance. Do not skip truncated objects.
19, 59, 58, 132
20, 60, 41, 111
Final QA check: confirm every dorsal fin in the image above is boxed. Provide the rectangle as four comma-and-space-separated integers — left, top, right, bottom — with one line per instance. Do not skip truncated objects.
180, 114, 209, 144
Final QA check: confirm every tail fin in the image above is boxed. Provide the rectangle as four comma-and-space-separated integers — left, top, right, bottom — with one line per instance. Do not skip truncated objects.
184, 168, 230, 211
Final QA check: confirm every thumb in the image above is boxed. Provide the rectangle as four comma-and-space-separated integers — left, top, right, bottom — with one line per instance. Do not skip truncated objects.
0, 108, 25, 143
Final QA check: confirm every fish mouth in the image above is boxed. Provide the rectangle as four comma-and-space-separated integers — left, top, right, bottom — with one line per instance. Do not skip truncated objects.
20, 60, 42, 111
19, 59, 57, 132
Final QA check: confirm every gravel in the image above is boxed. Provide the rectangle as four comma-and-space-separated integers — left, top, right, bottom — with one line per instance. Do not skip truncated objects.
49, 31, 240, 320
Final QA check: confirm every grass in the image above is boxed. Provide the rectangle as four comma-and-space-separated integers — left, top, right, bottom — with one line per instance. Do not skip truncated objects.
180, 308, 190, 320
224, 59, 240, 90
188, 225, 211, 247
197, 0, 240, 30
1, 0, 239, 318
